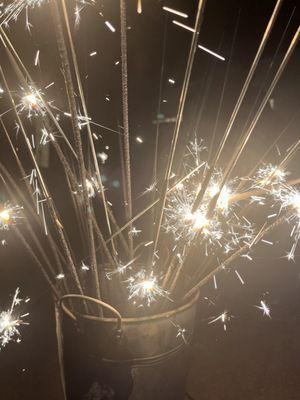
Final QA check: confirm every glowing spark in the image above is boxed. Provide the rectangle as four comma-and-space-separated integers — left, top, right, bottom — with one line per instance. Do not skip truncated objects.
0, 288, 29, 349
129, 227, 141, 237
34, 50, 40, 66
213, 275, 217, 290
162, 6, 188, 18
81, 262, 90, 271
56, 273, 65, 280
136, 136, 143, 143
137, 0, 142, 14
172, 20, 194, 32
255, 300, 271, 318
168, 78, 175, 84
0, 204, 22, 230
235, 270, 245, 285
89, 51, 97, 57
126, 270, 171, 306
208, 311, 230, 331
105, 258, 137, 280
198, 45, 225, 61
105, 20, 115, 32
98, 152, 108, 164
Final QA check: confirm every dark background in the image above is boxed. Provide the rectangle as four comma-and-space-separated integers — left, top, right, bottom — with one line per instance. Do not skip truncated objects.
0, 0, 299, 398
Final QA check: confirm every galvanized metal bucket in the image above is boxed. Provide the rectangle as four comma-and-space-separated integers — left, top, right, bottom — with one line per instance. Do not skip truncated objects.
56, 292, 199, 400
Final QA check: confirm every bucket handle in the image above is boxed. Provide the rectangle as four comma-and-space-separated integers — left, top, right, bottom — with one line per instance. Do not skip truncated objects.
59, 294, 122, 336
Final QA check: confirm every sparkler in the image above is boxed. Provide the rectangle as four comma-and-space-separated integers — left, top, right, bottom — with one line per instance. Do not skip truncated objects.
0, 203, 22, 229
0, 288, 29, 349
126, 269, 171, 307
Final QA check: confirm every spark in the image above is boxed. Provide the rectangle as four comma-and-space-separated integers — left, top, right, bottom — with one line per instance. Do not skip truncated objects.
140, 181, 157, 196
56, 273, 65, 280
98, 152, 108, 164
105, 20, 115, 32
137, 0, 142, 14
126, 270, 171, 306
172, 20, 194, 32
0, 288, 29, 349
18, 87, 46, 118
40, 127, 55, 145
0, 203, 23, 230
162, 6, 188, 18
34, 50, 40, 66
198, 45, 225, 61
235, 270, 245, 285
208, 311, 230, 331
168, 78, 175, 84
89, 51, 97, 57
81, 262, 90, 271
105, 257, 138, 280
255, 300, 271, 318
129, 226, 141, 237
44, 82, 54, 89
136, 136, 143, 143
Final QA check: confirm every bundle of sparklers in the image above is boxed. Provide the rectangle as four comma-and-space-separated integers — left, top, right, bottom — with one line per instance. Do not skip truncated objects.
0, 0, 299, 346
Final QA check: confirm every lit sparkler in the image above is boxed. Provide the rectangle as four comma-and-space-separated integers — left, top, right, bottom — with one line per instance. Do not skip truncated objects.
126, 270, 171, 306
0, 203, 23, 230
0, 288, 29, 349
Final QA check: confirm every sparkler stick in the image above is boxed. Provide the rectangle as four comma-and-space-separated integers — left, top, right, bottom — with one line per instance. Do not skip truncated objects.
52, 0, 101, 302
151, 0, 207, 266
118, 128, 129, 219
59, 0, 113, 250
192, 0, 283, 212
237, 6, 296, 147
212, 27, 300, 213
184, 209, 294, 300
152, 16, 167, 203
0, 65, 85, 298
120, 0, 133, 258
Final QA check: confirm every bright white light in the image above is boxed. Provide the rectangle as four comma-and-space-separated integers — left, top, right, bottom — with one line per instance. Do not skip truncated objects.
0, 210, 10, 222
105, 20, 115, 32
172, 20, 194, 32
198, 45, 225, 61
163, 6, 188, 18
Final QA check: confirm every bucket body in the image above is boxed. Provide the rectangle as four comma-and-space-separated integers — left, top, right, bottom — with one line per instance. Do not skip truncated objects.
58, 294, 199, 400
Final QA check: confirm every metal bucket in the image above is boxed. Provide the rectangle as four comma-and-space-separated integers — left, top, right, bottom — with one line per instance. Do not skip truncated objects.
56, 292, 199, 400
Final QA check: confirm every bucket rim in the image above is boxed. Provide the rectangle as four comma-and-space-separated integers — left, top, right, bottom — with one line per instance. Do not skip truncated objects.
60, 291, 199, 325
